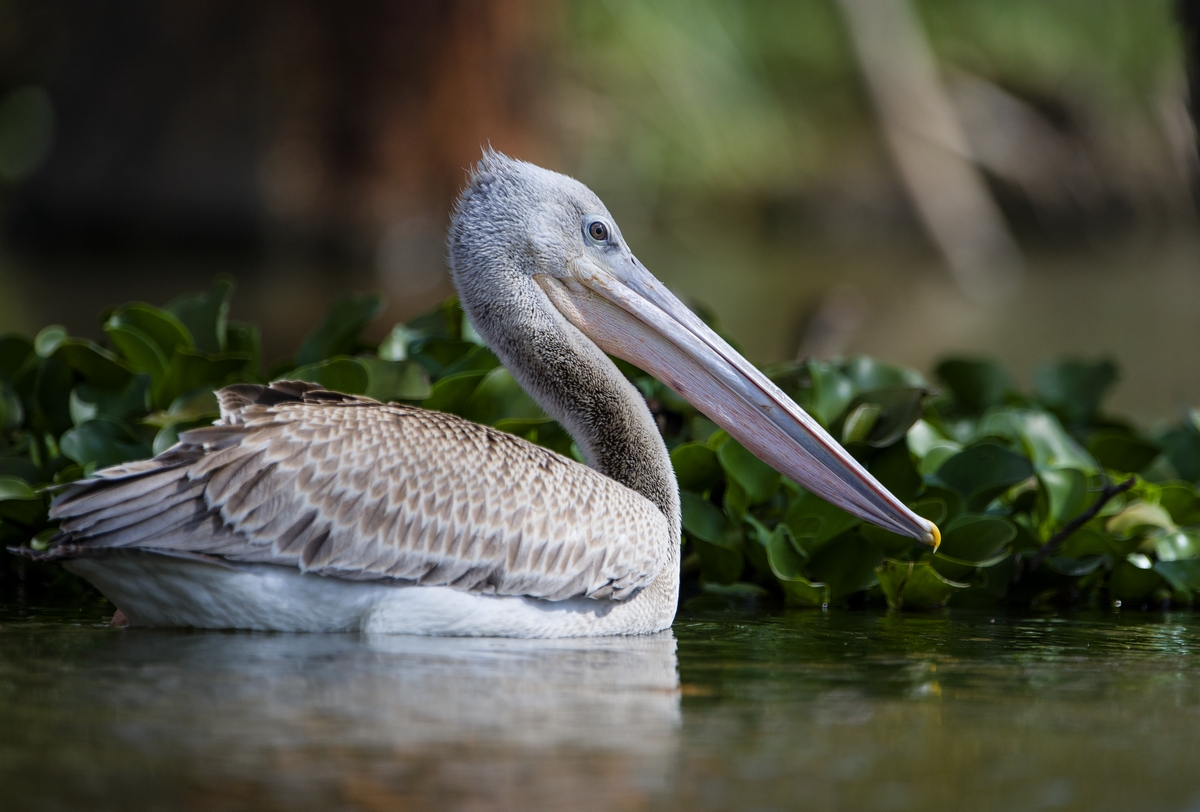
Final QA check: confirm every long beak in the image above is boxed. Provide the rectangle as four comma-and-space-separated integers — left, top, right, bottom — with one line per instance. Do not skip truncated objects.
537, 256, 939, 547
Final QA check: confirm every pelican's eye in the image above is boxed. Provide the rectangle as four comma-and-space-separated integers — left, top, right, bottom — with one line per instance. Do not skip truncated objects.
587, 221, 609, 242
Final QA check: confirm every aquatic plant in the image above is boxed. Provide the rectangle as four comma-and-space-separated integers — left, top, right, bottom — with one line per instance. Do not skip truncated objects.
3, 278, 1199, 610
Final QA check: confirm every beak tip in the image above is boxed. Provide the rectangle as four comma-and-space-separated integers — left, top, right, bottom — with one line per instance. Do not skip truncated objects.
925, 523, 941, 552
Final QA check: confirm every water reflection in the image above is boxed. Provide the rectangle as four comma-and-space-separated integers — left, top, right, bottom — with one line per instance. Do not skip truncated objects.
0, 618, 679, 811
7, 605, 1200, 811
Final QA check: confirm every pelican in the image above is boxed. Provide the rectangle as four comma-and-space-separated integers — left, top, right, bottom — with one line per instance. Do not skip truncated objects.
15, 153, 938, 636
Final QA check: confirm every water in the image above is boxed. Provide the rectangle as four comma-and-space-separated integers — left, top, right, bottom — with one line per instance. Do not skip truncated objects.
3, 596, 1200, 811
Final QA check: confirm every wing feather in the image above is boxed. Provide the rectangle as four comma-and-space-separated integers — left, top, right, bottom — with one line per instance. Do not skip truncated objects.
45, 382, 669, 601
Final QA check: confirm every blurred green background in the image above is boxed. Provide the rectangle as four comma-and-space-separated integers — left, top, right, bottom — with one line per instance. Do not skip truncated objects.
0, 0, 1195, 421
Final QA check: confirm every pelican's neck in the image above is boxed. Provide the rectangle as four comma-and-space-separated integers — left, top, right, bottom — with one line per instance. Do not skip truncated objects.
461, 280, 680, 535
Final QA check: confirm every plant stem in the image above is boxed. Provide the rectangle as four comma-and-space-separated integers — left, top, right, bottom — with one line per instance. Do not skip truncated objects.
1015, 476, 1137, 581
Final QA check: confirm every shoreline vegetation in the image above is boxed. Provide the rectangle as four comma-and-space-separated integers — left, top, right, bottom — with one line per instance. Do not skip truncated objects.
4, 277, 1200, 611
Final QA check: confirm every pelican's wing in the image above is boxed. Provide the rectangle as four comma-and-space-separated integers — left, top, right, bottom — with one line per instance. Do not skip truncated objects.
45, 381, 669, 601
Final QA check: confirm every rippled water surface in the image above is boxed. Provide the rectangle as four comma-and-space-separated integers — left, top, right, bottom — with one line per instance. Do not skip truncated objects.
4, 597, 1200, 811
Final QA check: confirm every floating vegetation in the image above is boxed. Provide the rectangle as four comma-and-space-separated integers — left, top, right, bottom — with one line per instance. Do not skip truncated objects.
3, 278, 1200, 610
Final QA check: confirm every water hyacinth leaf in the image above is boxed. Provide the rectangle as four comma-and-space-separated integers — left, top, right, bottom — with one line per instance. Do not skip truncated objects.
359, 358, 431, 403
671, 442, 723, 494
33, 357, 74, 435
935, 357, 1011, 412
60, 418, 152, 469
1109, 558, 1166, 604
841, 402, 880, 444
1159, 426, 1200, 482
723, 477, 749, 522
70, 377, 150, 425
907, 419, 958, 459
1154, 559, 1200, 598
53, 339, 132, 388
156, 350, 253, 409
0, 335, 33, 383
1034, 359, 1118, 424
867, 441, 921, 503
107, 304, 194, 358
377, 324, 415, 362
805, 360, 854, 426
842, 356, 925, 391
785, 490, 860, 550
935, 442, 1034, 511
979, 410, 1097, 473
1154, 531, 1200, 562
105, 323, 169, 379
1037, 468, 1090, 532
937, 515, 1016, 564
717, 438, 780, 504
294, 293, 383, 367
466, 367, 546, 426
692, 538, 744, 584
877, 559, 966, 609
681, 491, 734, 547
423, 369, 488, 415
839, 387, 926, 448
224, 322, 261, 372
166, 277, 234, 354
411, 340, 487, 378
1107, 501, 1174, 539
0, 475, 37, 501
806, 534, 882, 601
1058, 526, 1126, 560
860, 495, 948, 558
1087, 430, 1160, 474
767, 524, 828, 607
285, 357, 369, 396
1044, 555, 1109, 577
33, 324, 67, 358
1159, 482, 1200, 526
0, 380, 22, 431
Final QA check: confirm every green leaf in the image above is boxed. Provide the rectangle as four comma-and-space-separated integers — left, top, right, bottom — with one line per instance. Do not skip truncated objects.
166, 277, 234, 354
156, 350, 252, 409
841, 356, 925, 391
70, 377, 150, 425
466, 367, 546, 426
52, 339, 133, 388
34, 324, 67, 358
0, 475, 38, 501
717, 438, 780, 504
1107, 501, 1174, 538
806, 534, 882, 601
284, 357, 369, 396
225, 322, 261, 373
837, 387, 926, 448
841, 402, 880, 444
937, 515, 1016, 563
805, 360, 854, 426
680, 491, 733, 546
693, 538, 744, 584
0, 380, 23, 431
33, 357, 74, 435
784, 489, 861, 550
1087, 429, 1160, 474
60, 418, 153, 469
766, 524, 828, 606
1109, 557, 1165, 604
1153, 530, 1200, 562
877, 559, 967, 609
1037, 467, 1090, 532
1160, 426, 1200, 482
295, 294, 383, 366
1034, 359, 1118, 424
423, 370, 488, 415
1159, 482, 1200, 526
868, 441, 921, 503
377, 324, 415, 362
671, 442, 723, 494
935, 441, 1034, 511
0, 335, 34, 383
105, 323, 169, 379
978, 409, 1097, 473
1154, 559, 1200, 598
360, 358, 431, 402
935, 357, 1012, 412
107, 303, 194, 358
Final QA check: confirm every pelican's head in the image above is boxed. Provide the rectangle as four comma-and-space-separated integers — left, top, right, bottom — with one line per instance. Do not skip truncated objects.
450, 151, 938, 547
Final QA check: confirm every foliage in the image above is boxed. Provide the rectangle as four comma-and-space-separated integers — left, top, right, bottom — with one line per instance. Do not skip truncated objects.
5, 281, 1200, 611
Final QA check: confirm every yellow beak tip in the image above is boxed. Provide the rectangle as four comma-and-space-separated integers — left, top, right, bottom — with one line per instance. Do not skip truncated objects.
926, 524, 941, 551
